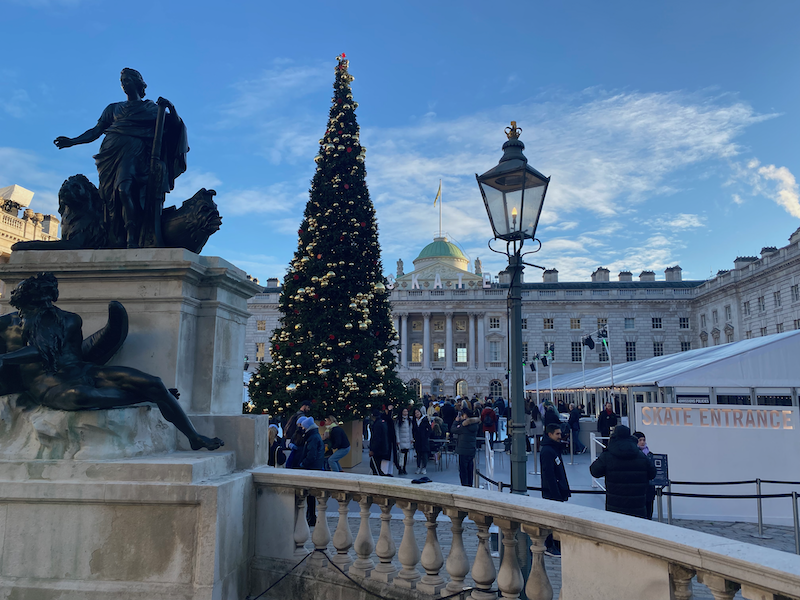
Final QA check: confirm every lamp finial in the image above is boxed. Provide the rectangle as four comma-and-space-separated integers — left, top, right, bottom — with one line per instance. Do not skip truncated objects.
505, 121, 522, 140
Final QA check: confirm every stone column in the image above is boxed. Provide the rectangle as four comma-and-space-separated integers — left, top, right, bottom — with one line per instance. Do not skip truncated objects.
698, 573, 741, 600
294, 491, 311, 558
423, 312, 432, 369
469, 312, 476, 367
331, 492, 354, 572
417, 504, 445, 595
669, 564, 695, 600
310, 492, 331, 565
443, 508, 470, 595
445, 312, 454, 370
395, 500, 421, 589
495, 518, 523, 600
371, 498, 397, 583
400, 313, 409, 369
477, 312, 486, 370
521, 524, 553, 600
469, 512, 497, 600
350, 495, 375, 578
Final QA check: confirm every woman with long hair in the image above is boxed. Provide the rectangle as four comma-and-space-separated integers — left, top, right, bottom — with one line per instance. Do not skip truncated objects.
268, 424, 286, 467
394, 406, 413, 475
412, 406, 432, 475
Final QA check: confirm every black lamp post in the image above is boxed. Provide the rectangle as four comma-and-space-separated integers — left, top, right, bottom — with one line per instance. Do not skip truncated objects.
477, 121, 550, 495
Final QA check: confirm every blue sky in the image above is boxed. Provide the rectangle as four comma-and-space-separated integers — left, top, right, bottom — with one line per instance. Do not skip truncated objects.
2, 0, 799, 283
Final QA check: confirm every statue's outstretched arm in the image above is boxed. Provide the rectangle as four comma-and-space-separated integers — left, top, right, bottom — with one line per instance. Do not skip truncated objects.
0, 345, 41, 367
82, 301, 129, 366
54, 122, 106, 150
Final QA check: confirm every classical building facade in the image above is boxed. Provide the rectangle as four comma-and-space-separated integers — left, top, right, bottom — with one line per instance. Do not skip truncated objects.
0, 184, 59, 297
245, 229, 800, 401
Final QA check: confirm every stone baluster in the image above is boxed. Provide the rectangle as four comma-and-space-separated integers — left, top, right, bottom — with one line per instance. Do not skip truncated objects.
294, 490, 311, 558
521, 525, 553, 600
417, 504, 445, 595
443, 508, 470, 596
698, 573, 741, 600
395, 500, 422, 589
371, 498, 398, 583
349, 495, 375, 578
330, 492, 354, 572
669, 564, 696, 600
469, 512, 497, 600
310, 491, 331, 565
495, 518, 524, 599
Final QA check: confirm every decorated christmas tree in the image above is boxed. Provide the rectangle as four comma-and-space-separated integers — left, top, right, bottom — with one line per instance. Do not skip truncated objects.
248, 54, 411, 420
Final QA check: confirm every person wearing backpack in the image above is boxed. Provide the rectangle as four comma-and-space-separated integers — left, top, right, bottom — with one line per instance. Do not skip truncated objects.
480, 404, 499, 445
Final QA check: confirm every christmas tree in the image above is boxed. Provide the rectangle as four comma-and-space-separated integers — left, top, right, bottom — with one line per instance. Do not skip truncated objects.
248, 54, 411, 420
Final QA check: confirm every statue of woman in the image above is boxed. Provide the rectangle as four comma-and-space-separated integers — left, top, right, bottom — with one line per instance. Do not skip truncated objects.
0, 273, 223, 451
54, 68, 188, 249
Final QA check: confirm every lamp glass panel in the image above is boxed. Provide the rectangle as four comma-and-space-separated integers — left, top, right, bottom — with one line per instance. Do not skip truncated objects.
480, 168, 546, 239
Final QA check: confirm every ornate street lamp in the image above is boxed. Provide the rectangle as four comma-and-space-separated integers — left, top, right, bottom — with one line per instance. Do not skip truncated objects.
477, 122, 550, 495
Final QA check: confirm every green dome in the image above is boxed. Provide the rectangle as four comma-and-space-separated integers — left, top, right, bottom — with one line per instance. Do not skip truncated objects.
416, 238, 467, 261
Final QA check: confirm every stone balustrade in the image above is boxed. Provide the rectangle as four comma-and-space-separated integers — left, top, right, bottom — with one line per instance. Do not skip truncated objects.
250, 469, 800, 600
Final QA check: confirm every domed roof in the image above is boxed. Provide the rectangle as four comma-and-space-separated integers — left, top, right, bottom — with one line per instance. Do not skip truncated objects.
416, 237, 467, 262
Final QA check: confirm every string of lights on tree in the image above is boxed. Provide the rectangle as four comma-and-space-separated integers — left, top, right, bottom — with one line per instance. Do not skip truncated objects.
247, 54, 412, 419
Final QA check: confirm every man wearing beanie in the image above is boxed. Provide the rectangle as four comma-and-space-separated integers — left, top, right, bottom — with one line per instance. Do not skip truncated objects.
299, 416, 324, 526
590, 425, 656, 518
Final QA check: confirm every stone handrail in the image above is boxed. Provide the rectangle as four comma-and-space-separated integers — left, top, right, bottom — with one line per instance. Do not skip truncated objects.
251, 468, 800, 600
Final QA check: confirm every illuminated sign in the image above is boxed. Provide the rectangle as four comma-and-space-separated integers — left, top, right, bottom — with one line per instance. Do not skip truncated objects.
639, 405, 793, 430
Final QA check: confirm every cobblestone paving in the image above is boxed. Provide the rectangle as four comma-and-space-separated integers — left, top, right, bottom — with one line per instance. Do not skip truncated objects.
298, 513, 800, 599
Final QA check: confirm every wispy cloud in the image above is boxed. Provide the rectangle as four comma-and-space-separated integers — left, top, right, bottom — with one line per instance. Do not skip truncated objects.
728, 158, 800, 219
1, 89, 31, 119
652, 213, 707, 229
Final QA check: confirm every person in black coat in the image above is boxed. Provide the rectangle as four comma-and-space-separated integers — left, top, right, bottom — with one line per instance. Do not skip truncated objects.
412, 407, 432, 474
452, 408, 481, 486
298, 417, 325, 526
540, 423, 571, 556
590, 425, 657, 518
543, 402, 562, 429
384, 403, 397, 474
440, 399, 457, 432
597, 402, 619, 438
567, 403, 586, 454
369, 410, 390, 476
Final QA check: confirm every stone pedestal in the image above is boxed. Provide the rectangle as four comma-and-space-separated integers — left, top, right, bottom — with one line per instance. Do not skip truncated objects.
0, 452, 253, 600
0, 249, 269, 468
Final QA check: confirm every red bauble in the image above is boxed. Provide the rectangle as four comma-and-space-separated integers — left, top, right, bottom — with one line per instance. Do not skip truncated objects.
329, 334, 335, 340
324, 381, 329, 387
360, 222, 366, 227
354, 354, 360, 360
339, 236, 344, 241
346, 147, 352, 153
293, 275, 299, 280
337, 130, 342, 134
317, 253, 322, 259
337, 99, 343, 104
312, 399, 318, 404
275, 344, 280, 350
289, 342, 294, 347
344, 184, 350, 189
298, 229, 303, 235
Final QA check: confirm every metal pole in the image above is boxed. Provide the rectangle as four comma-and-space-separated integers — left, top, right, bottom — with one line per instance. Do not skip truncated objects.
667, 483, 673, 524
656, 487, 664, 523
569, 429, 574, 465
509, 251, 527, 496
757, 479, 764, 537
793, 491, 800, 555
548, 349, 554, 405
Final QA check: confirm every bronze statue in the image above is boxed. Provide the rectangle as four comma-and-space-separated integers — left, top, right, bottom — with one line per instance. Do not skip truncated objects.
23, 67, 221, 253
0, 273, 224, 451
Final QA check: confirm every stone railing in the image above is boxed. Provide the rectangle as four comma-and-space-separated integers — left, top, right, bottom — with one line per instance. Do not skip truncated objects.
250, 469, 800, 600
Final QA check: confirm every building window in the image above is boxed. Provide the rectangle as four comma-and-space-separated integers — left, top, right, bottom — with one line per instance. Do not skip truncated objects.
777, 323, 785, 333
544, 342, 554, 361
598, 343, 609, 362
543, 318, 554, 330
795, 319, 800, 330
255, 342, 265, 361
774, 291, 782, 308
489, 317, 501, 330
431, 379, 444, 395
522, 342, 529, 363
724, 305, 732, 321
256, 320, 267, 331
680, 341, 691, 352
521, 318, 528, 330
760, 327, 768, 336
758, 296, 766, 312
597, 317, 608, 329
700, 314, 706, 328
624, 318, 635, 329
489, 380, 503, 399
408, 379, 422, 398
712, 310, 718, 324
489, 341, 501, 361
652, 317, 662, 329
456, 342, 467, 363
745, 330, 752, 339
412, 320, 422, 332
793, 285, 800, 302
433, 343, 445, 362
743, 301, 750, 316
433, 320, 444, 332
626, 341, 636, 362
455, 319, 467, 331
679, 317, 690, 329
412, 343, 423, 362
570, 318, 581, 330
653, 342, 664, 356
726, 331, 734, 343
571, 342, 582, 362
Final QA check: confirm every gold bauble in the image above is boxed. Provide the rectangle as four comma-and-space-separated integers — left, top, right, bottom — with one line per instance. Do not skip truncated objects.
349, 302, 358, 309
294, 324, 302, 330
360, 299, 368, 306
301, 380, 308, 384
359, 323, 368, 331
370, 389, 380, 397
345, 323, 353, 330
286, 383, 298, 392
338, 342, 346, 347
327, 271, 335, 278
374, 282, 385, 292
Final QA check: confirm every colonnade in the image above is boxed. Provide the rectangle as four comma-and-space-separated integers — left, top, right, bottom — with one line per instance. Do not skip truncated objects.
393, 312, 487, 371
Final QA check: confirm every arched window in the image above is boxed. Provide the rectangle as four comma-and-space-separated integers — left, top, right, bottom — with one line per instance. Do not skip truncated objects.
407, 379, 422, 398
431, 379, 444, 396
456, 380, 468, 397
489, 380, 503, 399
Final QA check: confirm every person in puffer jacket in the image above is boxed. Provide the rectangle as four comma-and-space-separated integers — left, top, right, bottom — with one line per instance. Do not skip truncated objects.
590, 425, 656, 518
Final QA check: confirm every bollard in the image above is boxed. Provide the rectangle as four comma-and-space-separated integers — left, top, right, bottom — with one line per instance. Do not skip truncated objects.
667, 484, 673, 525
752, 479, 772, 539
656, 487, 664, 523
793, 492, 800, 555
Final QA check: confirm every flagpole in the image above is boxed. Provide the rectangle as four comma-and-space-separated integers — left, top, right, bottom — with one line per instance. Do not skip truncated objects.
438, 178, 442, 237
